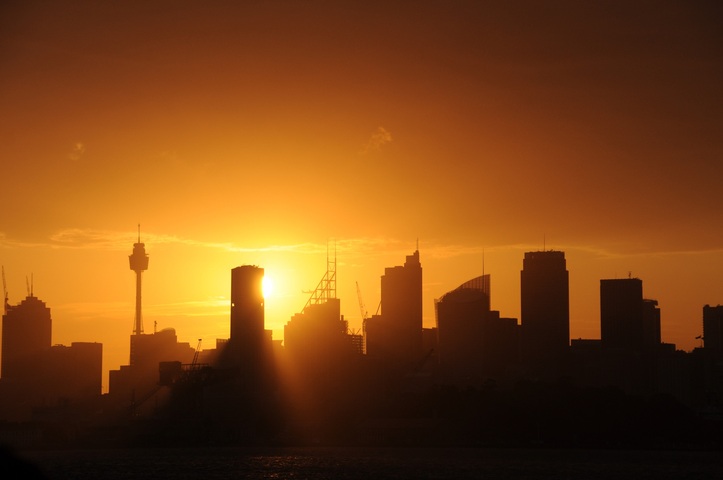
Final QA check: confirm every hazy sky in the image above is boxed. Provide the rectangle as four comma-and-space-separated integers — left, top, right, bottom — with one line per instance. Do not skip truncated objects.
1, 1, 722, 390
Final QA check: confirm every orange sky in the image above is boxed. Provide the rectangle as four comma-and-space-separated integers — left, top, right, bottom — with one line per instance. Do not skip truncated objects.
1, 1, 722, 391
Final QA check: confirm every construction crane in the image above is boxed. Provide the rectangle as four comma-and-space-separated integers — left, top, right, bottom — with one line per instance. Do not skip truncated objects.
191, 338, 202, 369
356, 281, 369, 321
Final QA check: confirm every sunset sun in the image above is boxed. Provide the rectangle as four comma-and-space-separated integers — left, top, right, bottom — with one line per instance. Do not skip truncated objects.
262, 275, 275, 298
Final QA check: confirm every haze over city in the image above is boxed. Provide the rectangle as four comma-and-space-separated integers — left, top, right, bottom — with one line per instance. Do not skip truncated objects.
1, 0, 722, 392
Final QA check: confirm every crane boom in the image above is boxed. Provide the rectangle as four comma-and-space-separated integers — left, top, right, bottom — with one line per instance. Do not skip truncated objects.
191, 339, 202, 369
356, 281, 369, 320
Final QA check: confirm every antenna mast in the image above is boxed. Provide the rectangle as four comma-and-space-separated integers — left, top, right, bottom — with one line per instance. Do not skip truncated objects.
2, 266, 7, 314
129, 224, 149, 335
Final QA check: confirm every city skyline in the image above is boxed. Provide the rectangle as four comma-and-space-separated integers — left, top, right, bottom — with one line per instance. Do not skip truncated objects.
1, 1, 722, 390
1, 235, 720, 392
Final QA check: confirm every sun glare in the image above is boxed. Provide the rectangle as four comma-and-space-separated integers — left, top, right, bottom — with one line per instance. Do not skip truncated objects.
262, 275, 274, 298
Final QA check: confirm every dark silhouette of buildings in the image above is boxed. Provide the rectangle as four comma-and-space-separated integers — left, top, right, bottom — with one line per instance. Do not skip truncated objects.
520, 250, 569, 370
107, 232, 195, 416
1, 294, 51, 381
279, 255, 368, 438
364, 249, 423, 370
0, 290, 102, 422
3, 239, 723, 450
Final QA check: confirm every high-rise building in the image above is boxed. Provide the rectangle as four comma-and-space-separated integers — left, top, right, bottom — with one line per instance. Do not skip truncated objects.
365, 249, 423, 367
600, 278, 644, 351
520, 250, 569, 365
229, 265, 266, 367
1, 294, 52, 380
703, 304, 723, 351
435, 275, 489, 380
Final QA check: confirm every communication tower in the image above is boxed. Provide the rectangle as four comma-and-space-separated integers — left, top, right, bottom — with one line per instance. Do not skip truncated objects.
129, 225, 149, 335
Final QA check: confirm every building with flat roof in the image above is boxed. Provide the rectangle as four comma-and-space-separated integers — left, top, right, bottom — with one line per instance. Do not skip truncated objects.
520, 250, 569, 367
600, 277, 644, 351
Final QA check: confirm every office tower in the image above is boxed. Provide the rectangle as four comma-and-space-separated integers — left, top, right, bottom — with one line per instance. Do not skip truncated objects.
365, 249, 423, 367
520, 250, 570, 365
600, 278, 644, 351
1, 293, 52, 380
229, 265, 265, 366
435, 275, 489, 379
703, 304, 723, 351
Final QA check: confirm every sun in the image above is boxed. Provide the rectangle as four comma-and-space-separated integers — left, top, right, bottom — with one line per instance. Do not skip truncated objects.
262, 275, 274, 298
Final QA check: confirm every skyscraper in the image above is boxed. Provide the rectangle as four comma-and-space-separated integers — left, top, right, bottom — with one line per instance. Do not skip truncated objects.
600, 277, 644, 351
435, 275, 489, 380
703, 304, 723, 352
520, 250, 569, 366
229, 265, 265, 368
365, 249, 423, 368
1, 293, 52, 380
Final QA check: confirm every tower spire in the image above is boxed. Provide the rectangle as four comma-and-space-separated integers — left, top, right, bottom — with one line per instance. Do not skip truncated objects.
129, 225, 149, 335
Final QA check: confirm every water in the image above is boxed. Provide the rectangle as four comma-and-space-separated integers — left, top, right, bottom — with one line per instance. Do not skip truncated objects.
15, 446, 723, 480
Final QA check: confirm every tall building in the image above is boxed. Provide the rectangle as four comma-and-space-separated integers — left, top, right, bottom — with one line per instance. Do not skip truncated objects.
229, 265, 266, 368
435, 275, 489, 381
365, 249, 423, 368
703, 304, 723, 351
1, 293, 52, 380
600, 278, 644, 351
520, 250, 570, 366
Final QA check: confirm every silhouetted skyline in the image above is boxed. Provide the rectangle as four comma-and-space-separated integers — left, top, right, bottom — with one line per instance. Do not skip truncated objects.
1, 2, 722, 386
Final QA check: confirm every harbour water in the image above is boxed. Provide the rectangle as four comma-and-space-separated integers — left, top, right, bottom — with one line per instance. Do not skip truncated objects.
15, 446, 723, 480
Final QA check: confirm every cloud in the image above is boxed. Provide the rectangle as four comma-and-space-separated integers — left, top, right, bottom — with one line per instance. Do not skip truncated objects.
360, 126, 392, 154
68, 142, 85, 161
